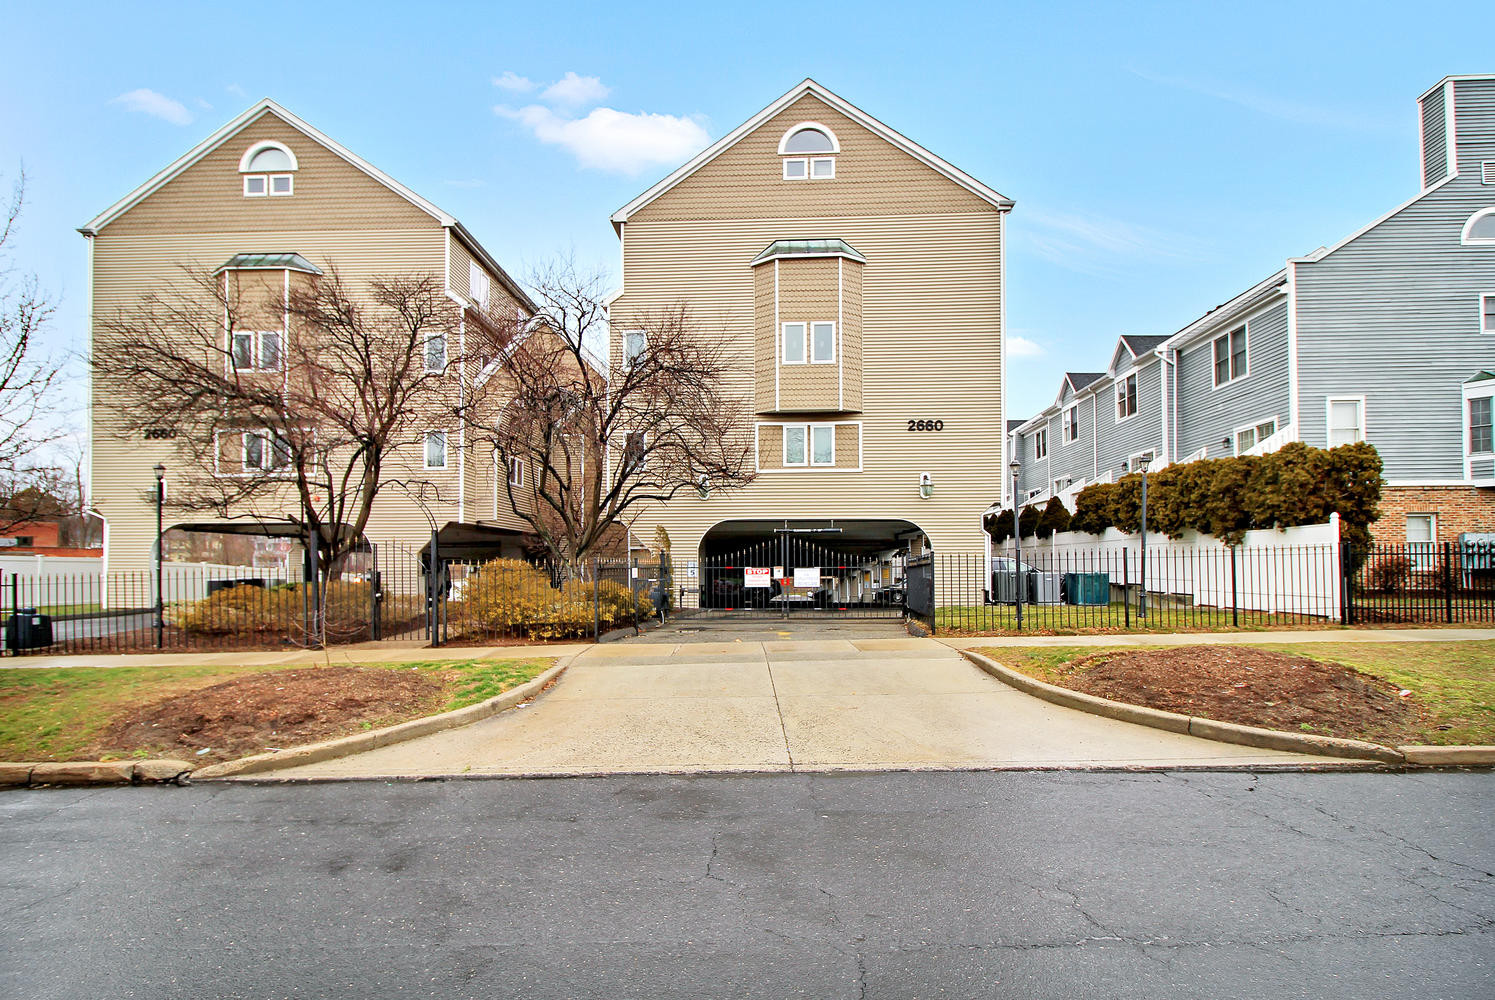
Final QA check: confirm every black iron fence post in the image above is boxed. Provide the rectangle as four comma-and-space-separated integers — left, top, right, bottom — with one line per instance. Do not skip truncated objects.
1340, 542, 1354, 626
1442, 541, 1455, 624
1122, 549, 1130, 629
1230, 545, 1239, 629
592, 558, 601, 640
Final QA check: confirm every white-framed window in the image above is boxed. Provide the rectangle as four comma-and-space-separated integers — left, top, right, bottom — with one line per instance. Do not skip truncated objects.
1063, 405, 1078, 443
508, 456, 524, 487
1115, 373, 1137, 420
811, 424, 835, 466
783, 425, 807, 466
1126, 449, 1156, 473
1213, 325, 1247, 386
623, 431, 647, 470
781, 322, 807, 364
1033, 427, 1048, 460
1053, 476, 1072, 494
778, 123, 838, 181
239, 141, 297, 198
242, 430, 291, 472
425, 330, 447, 372
1406, 513, 1437, 571
1481, 294, 1495, 334
424, 430, 448, 469
1234, 417, 1278, 454
622, 329, 647, 368
230, 330, 282, 372
1470, 395, 1493, 454
1326, 396, 1365, 447
1462, 207, 1495, 245
810, 322, 835, 363
469, 262, 491, 311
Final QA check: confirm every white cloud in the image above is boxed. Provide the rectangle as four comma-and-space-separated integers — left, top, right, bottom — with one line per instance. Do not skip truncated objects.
1018, 207, 1200, 276
493, 71, 536, 93
541, 71, 609, 106
226, 83, 247, 98
496, 104, 710, 174
194, 97, 213, 110
109, 88, 194, 126
1008, 335, 1044, 358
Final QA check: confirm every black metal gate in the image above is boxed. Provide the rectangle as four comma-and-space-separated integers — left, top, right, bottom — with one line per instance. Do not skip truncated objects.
697, 534, 905, 619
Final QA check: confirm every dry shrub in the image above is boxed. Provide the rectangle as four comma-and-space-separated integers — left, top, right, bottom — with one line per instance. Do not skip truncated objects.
458, 559, 650, 639
170, 580, 380, 638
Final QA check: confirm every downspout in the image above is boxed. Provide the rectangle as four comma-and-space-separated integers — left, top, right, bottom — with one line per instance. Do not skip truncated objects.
1154, 346, 1171, 464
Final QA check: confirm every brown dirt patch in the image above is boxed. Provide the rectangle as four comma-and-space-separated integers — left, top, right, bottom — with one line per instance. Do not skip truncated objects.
86, 667, 445, 763
1057, 646, 1415, 745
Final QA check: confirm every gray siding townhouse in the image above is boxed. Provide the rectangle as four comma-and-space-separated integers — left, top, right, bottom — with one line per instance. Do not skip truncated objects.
1007, 75, 1495, 546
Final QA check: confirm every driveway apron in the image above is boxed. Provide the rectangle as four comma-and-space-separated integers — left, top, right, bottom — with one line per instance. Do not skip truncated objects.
270, 636, 1336, 778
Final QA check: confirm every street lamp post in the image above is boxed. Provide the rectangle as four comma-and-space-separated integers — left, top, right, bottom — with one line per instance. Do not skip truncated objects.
1009, 459, 1022, 632
1137, 454, 1151, 621
153, 463, 165, 649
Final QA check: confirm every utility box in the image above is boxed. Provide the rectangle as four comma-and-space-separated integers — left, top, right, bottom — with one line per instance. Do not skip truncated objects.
991, 571, 1025, 603
1032, 572, 1064, 605
1064, 572, 1111, 606
5, 609, 53, 651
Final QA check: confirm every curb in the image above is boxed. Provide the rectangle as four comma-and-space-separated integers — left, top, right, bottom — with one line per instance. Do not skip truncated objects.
0, 759, 194, 788
960, 649, 1406, 764
193, 656, 575, 779
1397, 745, 1495, 765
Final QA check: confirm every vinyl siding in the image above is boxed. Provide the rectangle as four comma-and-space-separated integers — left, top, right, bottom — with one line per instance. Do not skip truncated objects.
614, 203, 1003, 559
1422, 85, 1448, 188
1097, 359, 1163, 476
1295, 130, 1495, 479
1174, 299, 1291, 459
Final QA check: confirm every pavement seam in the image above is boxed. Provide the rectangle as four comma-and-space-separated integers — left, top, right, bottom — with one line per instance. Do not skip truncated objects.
761, 644, 797, 772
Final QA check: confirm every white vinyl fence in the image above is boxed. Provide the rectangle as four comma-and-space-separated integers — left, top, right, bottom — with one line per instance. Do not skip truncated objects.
1019, 514, 1342, 618
0, 558, 287, 613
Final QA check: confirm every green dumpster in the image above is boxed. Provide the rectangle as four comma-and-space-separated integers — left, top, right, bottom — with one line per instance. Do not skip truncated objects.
1063, 572, 1109, 606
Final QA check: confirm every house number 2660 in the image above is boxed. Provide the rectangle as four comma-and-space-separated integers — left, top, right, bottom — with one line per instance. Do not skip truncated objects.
906, 420, 945, 431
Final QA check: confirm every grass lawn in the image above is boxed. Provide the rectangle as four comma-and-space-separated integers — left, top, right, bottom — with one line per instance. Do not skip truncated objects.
0, 655, 555, 762
977, 640, 1495, 746
936, 601, 1333, 635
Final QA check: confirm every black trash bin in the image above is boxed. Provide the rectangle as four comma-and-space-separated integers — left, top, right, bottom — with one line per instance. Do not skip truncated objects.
6, 608, 53, 651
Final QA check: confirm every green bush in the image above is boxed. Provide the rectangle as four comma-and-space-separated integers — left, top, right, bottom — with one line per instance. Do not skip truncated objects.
985, 508, 1015, 544
1064, 441, 1383, 546
1036, 496, 1071, 538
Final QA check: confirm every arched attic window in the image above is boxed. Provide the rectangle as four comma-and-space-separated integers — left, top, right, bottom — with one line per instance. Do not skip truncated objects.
778, 122, 839, 181
1462, 207, 1495, 245
238, 141, 298, 198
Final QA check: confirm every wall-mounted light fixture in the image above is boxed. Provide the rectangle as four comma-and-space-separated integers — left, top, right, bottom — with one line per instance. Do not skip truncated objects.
696, 474, 710, 500
918, 472, 934, 499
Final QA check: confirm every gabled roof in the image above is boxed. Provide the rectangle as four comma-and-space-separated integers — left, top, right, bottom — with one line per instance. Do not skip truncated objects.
750, 238, 866, 266
81, 99, 458, 236
1466, 370, 1495, 384
1065, 372, 1105, 393
1006, 419, 1026, 433
1119, 334, 1169, 356
78, 99, 536, 312
610, 78, 1013, 228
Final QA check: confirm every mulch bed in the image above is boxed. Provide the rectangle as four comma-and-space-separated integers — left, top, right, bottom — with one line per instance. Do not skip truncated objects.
86, 667, 446, 763
1054, 646, 1415, 745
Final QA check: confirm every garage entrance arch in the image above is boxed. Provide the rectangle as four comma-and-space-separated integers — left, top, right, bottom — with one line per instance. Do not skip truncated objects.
695, 519, 924, 620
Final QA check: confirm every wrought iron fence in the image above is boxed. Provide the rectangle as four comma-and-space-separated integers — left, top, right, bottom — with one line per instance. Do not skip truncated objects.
1344, 541, 1495, 625
0, 549, 672, 656
932, 541, 1344, 635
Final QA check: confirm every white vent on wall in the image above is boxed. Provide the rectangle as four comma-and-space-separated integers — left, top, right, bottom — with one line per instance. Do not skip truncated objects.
1483, 161, 1495, 185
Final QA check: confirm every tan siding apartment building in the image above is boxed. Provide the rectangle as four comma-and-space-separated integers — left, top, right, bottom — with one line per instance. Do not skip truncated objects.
609, 80, 1011, 581
83, 100, 536, 576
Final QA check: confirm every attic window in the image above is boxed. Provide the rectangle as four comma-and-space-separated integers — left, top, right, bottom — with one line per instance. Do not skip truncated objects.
778, 122, 839, 181
1462, 207, 1495, 245
239, 141, 298, 198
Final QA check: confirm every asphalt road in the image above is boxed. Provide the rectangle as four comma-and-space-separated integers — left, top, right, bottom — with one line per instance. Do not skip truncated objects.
1, 770, 1490, 999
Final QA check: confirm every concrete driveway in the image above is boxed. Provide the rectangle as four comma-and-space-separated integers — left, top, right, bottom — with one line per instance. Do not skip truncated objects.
272, 634, 1334, 778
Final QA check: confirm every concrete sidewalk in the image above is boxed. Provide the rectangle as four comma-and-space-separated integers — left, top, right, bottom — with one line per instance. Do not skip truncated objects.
268, 636, 1338, 779
938, 626, 1495, 650
0, 642, 591, 670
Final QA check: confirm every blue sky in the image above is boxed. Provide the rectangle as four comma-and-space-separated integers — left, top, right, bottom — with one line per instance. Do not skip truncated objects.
3, 0, 1492, 427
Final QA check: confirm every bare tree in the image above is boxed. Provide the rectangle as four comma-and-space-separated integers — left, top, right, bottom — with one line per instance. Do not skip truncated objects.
93, 265, 462, 584
466, 258, 756, 576
0, 170, 67, 531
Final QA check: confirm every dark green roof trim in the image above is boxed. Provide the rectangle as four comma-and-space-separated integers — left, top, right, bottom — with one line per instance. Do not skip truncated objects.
215, 252, 324, 275
1466, 370, 1495, 383
749, 239, 867, 266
